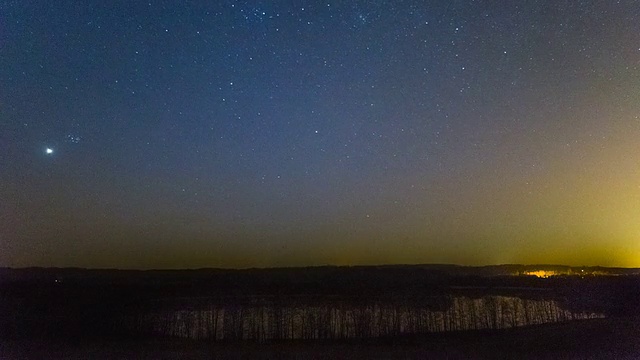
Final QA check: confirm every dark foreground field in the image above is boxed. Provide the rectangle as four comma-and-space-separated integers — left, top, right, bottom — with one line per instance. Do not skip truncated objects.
1, 316, 639, 359
1, 265, 639, 359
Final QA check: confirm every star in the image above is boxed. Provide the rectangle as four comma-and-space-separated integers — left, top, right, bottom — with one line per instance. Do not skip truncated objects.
45, 147, 54, 155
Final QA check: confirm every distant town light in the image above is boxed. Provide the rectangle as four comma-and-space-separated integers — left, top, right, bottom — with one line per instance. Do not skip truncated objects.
524, 270, 556, 278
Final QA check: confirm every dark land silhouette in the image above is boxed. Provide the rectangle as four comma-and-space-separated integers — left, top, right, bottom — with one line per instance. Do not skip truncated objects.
1, 265, 639, 358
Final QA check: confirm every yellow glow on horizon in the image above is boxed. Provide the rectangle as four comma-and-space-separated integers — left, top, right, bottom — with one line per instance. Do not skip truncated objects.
524, 270, 557, 278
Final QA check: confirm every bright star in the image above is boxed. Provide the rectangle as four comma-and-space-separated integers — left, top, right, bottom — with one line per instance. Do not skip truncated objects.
46, 148, 54, 154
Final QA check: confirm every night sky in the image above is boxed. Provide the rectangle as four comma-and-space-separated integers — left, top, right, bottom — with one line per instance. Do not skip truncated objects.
2, 1, 639, 269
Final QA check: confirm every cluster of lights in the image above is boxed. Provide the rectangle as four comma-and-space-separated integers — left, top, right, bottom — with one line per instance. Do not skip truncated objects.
523, 269, 591, 278
524, 270, 557, 278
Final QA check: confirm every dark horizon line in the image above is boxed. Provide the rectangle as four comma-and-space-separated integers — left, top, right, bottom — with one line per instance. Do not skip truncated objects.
2, 263, 639, 272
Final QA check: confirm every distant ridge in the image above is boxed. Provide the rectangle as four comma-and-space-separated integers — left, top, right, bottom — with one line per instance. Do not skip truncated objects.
1, 264, 639, 283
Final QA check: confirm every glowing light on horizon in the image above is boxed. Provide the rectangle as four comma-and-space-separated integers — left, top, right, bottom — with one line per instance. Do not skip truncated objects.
525, 270, 557, 278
